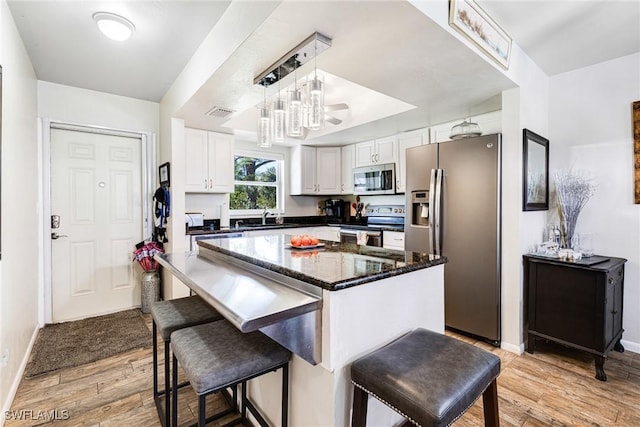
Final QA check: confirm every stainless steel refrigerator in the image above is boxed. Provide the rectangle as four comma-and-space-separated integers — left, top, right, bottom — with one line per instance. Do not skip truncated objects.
404, 134, 501, 344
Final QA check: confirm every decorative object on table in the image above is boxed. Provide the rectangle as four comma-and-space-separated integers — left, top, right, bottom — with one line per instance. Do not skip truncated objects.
159, 161, 170, 187
554, 169, 596, 249
522, 129, 549, 211
633, 100, 640, 203
134, 241, 164, 313
448, 0, 512, 69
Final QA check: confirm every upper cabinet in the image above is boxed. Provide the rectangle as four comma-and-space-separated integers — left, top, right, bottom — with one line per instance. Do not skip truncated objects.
185, 128, 234, 193
341, 145, 354, 195
354, 136, 397, 168
290, 145, 342, 195
396, 128, 429, 193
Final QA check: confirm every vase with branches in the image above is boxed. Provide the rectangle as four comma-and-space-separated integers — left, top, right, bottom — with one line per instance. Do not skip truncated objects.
554, 169, 596, 249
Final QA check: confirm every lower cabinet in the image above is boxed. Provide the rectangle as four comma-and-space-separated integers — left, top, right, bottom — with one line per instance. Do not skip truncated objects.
523, 254, 626, 381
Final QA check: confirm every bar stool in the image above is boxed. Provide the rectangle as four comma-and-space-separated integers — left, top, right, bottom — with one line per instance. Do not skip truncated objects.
151, 296, 225, 427
171, 320, 291, 427
351, 328, 501, 427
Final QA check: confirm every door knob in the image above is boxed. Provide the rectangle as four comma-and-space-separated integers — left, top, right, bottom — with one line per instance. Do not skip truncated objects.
51, 233, 68, 240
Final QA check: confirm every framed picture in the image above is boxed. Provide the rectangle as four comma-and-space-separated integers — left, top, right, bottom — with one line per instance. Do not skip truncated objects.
159, 162, 170, 187
633, 100, 640, 204
522, 129, 549, 211
449, 0, 512, 69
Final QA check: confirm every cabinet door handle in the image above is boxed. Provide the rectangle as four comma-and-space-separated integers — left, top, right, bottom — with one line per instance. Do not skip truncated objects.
204, 179, 208, 189
608, 277, 613, 284
210, 179, 213, 188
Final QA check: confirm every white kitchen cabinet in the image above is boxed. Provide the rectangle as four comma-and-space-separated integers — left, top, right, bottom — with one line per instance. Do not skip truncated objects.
185, 128, 234, 193
290, 145, 341, 195
396, 128, 428, 193
354, 136, 397, 167
341, 145, 354, 195
383, 230, 405, 250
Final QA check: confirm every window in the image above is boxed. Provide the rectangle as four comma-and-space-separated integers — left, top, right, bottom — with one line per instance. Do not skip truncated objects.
230, 151, 283, 215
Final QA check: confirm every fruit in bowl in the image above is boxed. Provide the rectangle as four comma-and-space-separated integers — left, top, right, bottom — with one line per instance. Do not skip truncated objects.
290, 234, 320, 247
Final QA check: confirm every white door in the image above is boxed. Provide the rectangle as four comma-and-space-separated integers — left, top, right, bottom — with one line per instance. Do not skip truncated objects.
51, 129, 143, 322
316, 147, 341, 194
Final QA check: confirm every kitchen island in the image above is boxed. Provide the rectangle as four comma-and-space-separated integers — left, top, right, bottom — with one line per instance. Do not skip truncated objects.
156, 233, 446, 426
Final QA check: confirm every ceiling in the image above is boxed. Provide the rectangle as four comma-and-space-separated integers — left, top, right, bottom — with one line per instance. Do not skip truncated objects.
7, 1, 640, 145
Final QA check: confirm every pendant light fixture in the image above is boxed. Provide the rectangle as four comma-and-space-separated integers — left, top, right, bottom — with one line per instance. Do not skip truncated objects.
450, 118, 482, 139
307, 38, 325, 131
272, 66, 286, 143
257, 83, 272, 148
253, 33, 332, 145
287, 60, 304, 137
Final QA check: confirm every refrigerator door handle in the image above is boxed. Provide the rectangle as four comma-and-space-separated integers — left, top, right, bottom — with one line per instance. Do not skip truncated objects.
434, 169, 443, 256
428, 169, 437, 253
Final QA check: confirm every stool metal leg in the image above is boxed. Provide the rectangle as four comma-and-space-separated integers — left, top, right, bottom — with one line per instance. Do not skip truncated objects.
282, 363, 289, 427
165, 339, 171, 426
241, 381, 247, 422
482, 379, 500, 427
172, 354, 178, 427
351, 385, 368, 427
198, 394, 206, 427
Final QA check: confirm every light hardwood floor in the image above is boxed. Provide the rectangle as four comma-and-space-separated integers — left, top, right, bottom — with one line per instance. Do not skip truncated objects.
5, 315, 640, 426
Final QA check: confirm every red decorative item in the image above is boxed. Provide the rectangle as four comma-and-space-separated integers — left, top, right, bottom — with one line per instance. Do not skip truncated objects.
133, 242, 164, 271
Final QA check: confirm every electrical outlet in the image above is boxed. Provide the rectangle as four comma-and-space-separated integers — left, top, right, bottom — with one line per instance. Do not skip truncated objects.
1, 349, 9, 367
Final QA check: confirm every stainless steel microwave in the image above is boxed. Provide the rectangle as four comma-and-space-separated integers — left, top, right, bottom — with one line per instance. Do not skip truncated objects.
353, 163, 396, 195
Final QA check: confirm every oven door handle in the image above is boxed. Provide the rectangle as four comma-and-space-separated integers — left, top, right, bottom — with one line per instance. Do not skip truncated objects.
364, 231, 382, 237
339, 229, 360, 236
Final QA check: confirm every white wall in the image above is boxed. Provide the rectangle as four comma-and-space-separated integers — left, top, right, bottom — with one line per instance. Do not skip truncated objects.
549, 53, 640, 351
0, 0, 39, 420
38, 81, 159, 133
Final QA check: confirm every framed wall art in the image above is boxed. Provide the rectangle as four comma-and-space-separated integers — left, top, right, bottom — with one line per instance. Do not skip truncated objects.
449, 0, 512, 69
634, 100, 640, 204
159, 162, 170, 188
523, 129, 549, 211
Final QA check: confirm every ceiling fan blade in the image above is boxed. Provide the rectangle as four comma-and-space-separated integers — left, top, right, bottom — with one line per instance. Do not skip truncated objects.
325, 115, 342, 125
324, 103, 349, 112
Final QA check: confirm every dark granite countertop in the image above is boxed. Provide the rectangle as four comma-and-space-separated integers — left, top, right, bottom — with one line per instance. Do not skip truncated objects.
197, 234, 446, 291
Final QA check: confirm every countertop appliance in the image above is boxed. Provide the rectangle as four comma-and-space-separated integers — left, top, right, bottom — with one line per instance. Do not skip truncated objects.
339, 205, 405, 247
185, 212, 204, 229
353, 163, 396, 195
405, 134, 501, 344
325, 199, 344, 219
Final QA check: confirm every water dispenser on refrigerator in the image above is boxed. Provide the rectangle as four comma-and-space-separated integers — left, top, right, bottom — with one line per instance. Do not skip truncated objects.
411, 191, 429, 226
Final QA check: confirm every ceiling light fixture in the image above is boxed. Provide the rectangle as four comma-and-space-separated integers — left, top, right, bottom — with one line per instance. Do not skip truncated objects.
93, 12, 135, 42
450, 118, 482, 139
254, 33, 333, 145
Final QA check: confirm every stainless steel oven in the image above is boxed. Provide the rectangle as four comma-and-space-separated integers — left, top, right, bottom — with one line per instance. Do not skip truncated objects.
339, 228, 382, 247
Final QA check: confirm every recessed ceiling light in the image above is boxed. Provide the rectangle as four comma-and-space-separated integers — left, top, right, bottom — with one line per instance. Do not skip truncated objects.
92, 12, 135, 42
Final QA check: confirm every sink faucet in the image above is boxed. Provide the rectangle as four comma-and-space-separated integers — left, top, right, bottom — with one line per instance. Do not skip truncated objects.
235, 220, 244, 230
262, 209, 269, 225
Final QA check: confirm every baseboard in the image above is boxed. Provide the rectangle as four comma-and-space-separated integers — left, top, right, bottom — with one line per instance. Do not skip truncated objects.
1, 326, 40, 427
621, 338, 640, 355
501, 340, 524, 355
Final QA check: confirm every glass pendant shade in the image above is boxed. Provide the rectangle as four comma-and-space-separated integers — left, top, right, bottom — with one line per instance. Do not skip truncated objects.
272, 98, 286, 143
450, 119, 482, 140
287, 88, 304, 137
258, 106, 272, 148
307, 75, 324, 130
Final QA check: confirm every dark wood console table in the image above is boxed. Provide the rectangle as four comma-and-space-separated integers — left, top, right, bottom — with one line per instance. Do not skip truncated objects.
523, 254, 626, 381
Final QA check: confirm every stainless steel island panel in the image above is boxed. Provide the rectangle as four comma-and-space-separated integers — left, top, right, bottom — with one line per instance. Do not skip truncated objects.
155, 252, 323, 364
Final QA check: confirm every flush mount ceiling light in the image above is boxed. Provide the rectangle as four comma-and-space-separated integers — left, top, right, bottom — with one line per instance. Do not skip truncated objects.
93, 12, 135, 42
450, 118, 482, 139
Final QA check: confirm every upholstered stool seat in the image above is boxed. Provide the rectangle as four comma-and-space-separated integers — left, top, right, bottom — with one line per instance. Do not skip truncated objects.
171, 321, 291, 427
151, 296, 224, 427
351, 328, 501, 427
